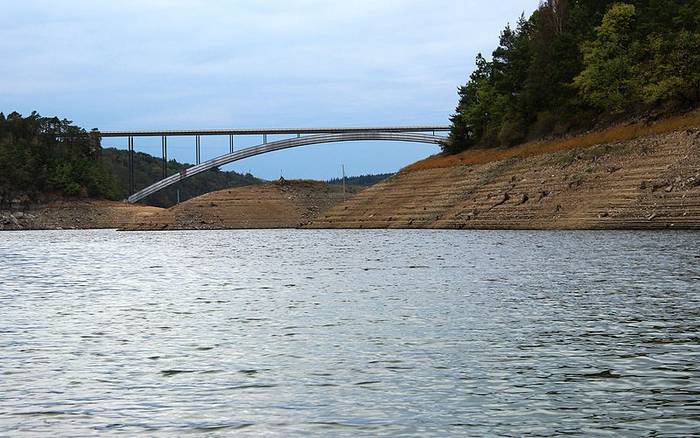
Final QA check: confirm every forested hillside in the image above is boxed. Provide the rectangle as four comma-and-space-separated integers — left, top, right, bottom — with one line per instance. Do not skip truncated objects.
0, 112, 120, 204
100, 148, 261, 207
448, 0, 700, 153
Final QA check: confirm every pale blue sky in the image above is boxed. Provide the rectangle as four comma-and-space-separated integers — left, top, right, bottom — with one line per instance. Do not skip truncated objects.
1, 0, 537, 180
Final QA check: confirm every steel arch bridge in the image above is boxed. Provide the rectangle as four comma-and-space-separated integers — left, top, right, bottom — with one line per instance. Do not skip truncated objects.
98, 126, 450, 203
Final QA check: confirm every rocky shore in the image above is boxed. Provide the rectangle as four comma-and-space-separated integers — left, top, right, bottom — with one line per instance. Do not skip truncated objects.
1, 210, 39, 229
0, 200, 161, 230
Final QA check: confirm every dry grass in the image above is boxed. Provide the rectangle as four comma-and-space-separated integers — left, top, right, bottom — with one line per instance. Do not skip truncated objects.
402, 110, 700, 173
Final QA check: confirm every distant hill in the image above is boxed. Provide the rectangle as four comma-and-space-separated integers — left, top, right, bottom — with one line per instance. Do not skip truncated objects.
326, 173, 394, 187
101, 148, 262, 207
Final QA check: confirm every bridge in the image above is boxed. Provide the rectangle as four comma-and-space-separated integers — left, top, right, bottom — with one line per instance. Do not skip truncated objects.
99, 126, 450, 203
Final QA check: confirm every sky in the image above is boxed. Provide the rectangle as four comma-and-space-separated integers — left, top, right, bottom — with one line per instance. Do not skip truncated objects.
1, 0, 537, 180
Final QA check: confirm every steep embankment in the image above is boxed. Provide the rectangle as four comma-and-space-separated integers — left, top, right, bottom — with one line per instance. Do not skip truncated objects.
0, 200, 162, 230
308, 122, 700, 230
127, 180, 358, 230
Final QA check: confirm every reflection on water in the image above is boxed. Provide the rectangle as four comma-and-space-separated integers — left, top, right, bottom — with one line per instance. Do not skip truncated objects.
0, 229, 698, 436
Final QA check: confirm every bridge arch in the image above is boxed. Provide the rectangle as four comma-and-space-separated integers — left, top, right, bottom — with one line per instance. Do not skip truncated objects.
127, 131, 447, 203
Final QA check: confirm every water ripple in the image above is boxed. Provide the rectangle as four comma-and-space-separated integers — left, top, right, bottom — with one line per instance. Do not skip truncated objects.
0, 229, 698, 436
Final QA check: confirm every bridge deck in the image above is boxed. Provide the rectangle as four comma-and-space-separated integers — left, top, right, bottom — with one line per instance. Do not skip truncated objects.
99, 126, 451, 137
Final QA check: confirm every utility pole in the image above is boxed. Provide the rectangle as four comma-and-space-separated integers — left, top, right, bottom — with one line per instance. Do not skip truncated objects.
342, 164, 346, 200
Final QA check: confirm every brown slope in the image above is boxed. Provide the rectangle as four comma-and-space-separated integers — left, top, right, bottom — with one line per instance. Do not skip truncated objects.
127, 180, 358, 230
306, 129, 700, 230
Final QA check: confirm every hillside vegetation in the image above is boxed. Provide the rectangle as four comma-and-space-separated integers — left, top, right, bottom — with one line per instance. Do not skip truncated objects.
0, 112, 119, 205
448, 0, 700, 153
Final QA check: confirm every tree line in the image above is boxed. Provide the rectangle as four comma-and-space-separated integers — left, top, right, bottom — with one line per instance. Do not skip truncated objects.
447, 0, 700, 154
326, 173, 394, 187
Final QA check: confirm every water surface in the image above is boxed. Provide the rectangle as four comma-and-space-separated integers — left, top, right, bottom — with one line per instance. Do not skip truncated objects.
1, 230, 698, 436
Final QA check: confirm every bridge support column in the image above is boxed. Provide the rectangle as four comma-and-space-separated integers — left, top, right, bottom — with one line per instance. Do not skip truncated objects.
161, 136, 168, 179
263, 134, 268, 144
229, 134, 234, 154
195, 135, 201, 165
128, 136, 134, 195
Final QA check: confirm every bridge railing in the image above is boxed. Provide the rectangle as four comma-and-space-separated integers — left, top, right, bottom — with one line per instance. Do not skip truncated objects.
99, 126, 451, 137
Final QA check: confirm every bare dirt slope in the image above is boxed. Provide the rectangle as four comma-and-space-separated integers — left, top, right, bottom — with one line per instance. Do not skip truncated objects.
0, 200, 162, 230
127, 180, 357, 230
307, 128, 700, 230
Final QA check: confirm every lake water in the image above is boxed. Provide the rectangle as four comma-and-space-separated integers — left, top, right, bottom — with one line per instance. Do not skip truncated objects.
0, 229, 698, 436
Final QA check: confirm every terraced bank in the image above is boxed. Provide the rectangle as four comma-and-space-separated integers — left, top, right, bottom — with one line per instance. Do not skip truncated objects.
307, 129, 700, 230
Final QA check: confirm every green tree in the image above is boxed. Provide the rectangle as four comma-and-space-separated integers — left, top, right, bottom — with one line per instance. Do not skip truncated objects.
573, 3, 638, 113
492, 18, 533, 146
448, 54, 492, 152
637, 32, 699, 105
